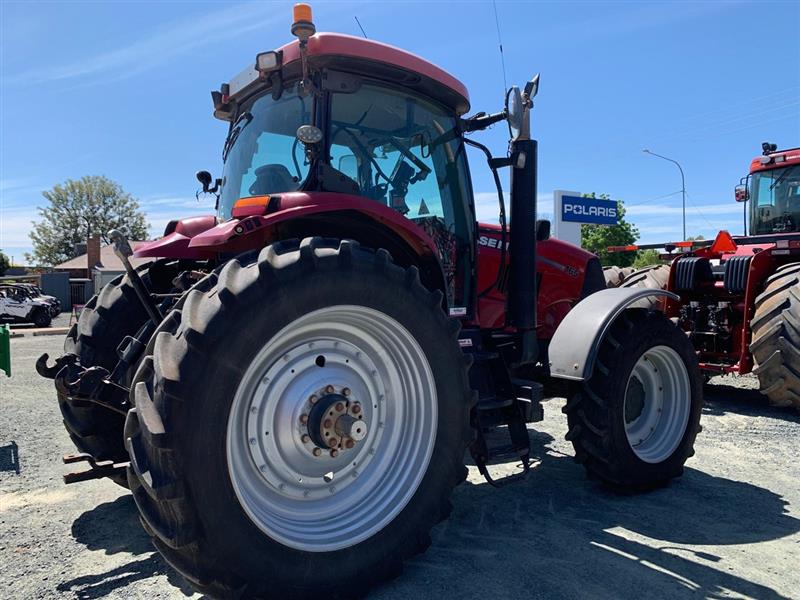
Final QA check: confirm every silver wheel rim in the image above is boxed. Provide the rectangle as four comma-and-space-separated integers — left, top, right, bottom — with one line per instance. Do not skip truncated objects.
623, 345, 691, 463
226, 305, 437, 552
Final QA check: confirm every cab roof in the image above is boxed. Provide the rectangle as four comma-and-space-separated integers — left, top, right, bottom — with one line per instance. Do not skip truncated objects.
225, 33, 471, 116
750, 146, 800, 174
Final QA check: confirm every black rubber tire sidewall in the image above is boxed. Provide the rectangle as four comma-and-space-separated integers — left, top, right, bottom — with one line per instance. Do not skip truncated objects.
570, 310, 703, 489
174, 254, 468, 593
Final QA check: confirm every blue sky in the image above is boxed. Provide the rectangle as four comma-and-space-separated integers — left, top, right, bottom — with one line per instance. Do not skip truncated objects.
1, 0, 798, 264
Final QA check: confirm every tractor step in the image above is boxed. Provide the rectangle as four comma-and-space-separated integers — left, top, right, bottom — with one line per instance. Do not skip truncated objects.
62, 452, 129, 484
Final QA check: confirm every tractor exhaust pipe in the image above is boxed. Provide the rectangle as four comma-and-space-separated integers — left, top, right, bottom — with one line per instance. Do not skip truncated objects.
506, 77, 540, 365
508, 138, 538, 365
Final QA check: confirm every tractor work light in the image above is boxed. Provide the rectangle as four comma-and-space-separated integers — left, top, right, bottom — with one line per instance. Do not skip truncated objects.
297, 124, 323, 144
256, 51, 282, 74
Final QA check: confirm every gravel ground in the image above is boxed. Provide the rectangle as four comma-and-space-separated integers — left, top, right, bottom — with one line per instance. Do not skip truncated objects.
1, 334, 798, 599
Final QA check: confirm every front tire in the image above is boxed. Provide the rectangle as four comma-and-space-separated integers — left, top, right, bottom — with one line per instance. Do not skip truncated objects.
563, 309, 703, 490
124, 238, 473, 599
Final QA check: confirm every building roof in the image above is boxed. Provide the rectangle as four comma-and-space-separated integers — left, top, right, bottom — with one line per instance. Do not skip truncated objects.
54, 241, 157, 272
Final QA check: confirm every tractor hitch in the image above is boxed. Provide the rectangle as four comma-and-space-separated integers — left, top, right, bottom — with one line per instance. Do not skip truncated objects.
62, 452, 129, 484
53, 360, 129, 416
36, 352, 77, 379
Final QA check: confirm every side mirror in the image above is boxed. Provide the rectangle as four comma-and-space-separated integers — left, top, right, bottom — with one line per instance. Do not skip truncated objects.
196, 170, 220, 196
196, 170, 212, 188
524, 74, 540, 100
505, 86, 524, 140
735, 184, 749, 203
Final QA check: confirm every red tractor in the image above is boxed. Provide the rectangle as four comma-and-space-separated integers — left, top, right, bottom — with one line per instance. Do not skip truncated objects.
38, 5, 703, 598
612, 142, 800, 408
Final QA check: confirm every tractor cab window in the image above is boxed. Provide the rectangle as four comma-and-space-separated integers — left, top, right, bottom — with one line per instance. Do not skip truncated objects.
328, 84, 474, 309
219, 84, 314, 219
750, 165, 800, 234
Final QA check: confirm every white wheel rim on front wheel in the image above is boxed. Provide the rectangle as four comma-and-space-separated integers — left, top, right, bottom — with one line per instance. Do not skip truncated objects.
623, 345, 691, 464
226, 305, 438, 552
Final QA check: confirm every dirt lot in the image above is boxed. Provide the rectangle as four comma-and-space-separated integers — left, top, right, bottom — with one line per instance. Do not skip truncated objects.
1, 333, 798, 599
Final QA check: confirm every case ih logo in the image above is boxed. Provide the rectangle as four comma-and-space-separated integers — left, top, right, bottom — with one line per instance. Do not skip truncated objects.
561, 196, 618, 225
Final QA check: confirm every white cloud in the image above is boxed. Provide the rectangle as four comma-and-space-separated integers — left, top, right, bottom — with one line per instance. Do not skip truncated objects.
626, 202, 744, 218
474, 191, 553, 224
4, 3, 283, 86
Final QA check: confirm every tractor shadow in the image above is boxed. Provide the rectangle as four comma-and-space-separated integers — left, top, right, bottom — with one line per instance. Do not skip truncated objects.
58, 495, 196, 599
379, 429, 799, 600
703, 379, 800, 422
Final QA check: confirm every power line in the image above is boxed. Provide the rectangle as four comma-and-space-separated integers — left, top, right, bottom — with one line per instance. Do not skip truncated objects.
627, 190, 683, 207
685, 192, 715, 229
492, 0, 508, 94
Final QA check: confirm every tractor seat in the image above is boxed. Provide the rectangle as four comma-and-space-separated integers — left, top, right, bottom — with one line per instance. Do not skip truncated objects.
249, 164, 299, 196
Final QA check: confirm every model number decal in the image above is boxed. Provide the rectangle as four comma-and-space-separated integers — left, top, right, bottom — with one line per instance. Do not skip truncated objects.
478, 235, 508, 250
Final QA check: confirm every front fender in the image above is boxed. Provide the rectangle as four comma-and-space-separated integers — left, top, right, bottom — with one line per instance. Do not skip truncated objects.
549, 288, 680, 381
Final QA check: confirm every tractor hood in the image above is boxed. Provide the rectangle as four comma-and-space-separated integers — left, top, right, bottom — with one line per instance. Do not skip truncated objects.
134, 192, 440, 262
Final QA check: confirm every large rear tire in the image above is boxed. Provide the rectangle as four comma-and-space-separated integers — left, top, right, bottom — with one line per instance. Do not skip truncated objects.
563, 309, 703, 490
58, 261, 179, 485
124, 238, 473, 599
603, 266, 634, 288
750, 262, 800, 409
620, 264, 670, 309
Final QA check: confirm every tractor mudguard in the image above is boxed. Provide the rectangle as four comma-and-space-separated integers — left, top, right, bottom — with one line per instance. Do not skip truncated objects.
548, 288, 680, 381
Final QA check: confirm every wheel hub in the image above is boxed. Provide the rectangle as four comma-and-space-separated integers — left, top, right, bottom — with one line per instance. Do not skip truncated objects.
304, 388, 368, 456
227, 305, 437, 552
623, 345, 691, 463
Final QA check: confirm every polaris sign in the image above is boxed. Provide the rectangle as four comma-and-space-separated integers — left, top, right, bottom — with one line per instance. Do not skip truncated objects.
561, 195, 618, 225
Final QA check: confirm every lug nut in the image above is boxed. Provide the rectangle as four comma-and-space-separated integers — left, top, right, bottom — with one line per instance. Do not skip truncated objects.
351, 403, 361, 415
342, 387, 351, 396
330, 449, 339, 458
309, 394, 318, 404
312, 447, 322, 457
328, 438, 338, 448
299, 414, 309, 424
345, 439, 355, 449
325, 385, 335, 394
323, 419, 333, 429
301, 434, 310, 443
335, 402, 345, 412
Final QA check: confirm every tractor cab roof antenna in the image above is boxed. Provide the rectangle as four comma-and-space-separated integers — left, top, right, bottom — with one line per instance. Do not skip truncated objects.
492, 0, 508, 94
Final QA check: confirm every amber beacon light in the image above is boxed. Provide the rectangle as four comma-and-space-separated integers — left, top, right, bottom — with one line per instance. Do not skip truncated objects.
291, 3, 316, 41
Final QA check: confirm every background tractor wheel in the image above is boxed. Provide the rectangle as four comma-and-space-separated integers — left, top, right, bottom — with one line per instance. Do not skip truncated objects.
620, 264, 670, 309
603, 266, 634, 288
562, 308, 703, 490
124, 238, 474, 599
58, 260, 179, 486
750, 262, 800, 409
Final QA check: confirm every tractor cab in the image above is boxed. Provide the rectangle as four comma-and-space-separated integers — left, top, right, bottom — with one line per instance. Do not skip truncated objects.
737, 143, 800, 235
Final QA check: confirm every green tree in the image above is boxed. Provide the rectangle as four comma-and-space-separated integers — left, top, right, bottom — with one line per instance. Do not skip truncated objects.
580, 193, 639, 267
633, 249, 661, 269
27, 176, 149, 266
0, 250, 10, 276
